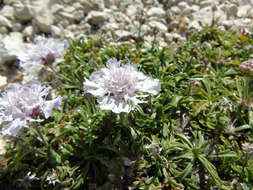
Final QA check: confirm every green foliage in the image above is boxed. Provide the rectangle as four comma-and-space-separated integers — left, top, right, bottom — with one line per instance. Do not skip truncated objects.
1, 28, 253, 189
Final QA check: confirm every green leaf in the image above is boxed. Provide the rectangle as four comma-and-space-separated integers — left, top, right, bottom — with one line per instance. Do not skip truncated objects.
198, 155, 223, 187
49, 148, 62, 165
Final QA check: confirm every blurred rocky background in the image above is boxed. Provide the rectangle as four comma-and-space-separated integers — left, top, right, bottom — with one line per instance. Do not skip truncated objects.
0, 0, 253, 86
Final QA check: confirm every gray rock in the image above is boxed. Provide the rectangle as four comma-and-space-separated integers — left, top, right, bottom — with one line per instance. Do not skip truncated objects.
74, 10, 85, 21
23, 26, 33, 37
85, 11, 109, 25
148, 21, 167, 32
32, 0, 54, 33
12, 23, 22, 32
220, 3, 238, 17
0, 5, 15, 20
0, 15, 12, 28
0, 27, 8, 35
237, 5, 252, 18
51, 25, 62, 38
13, 0, 33, 21
192, 7, 227, 27
147, 7, 166, 18
59, 11, 76, 22
114, 30, 132, 41
0, 32, 25, 65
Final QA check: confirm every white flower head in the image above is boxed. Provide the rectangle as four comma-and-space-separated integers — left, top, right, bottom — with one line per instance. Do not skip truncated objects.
0, 82, 62, 136
17, 36, 68, 79
83, 59, 161, 113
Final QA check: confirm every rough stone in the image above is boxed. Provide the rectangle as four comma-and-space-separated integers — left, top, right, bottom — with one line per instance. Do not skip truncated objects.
12, 23, 22, 32
237, 5, 252, 18
0, 27, 8, 35
114, 30, 132, 41
32, 0, 54, 33
23, 26, 33, 37
0, 32, 25, 64
148, 21, 167, 32
13, 0, 33, 21
0, 15, 12, 28
85, 11, 109, 25
147, 7, 166, 18
0, 5, 15, 20
51, 25, 62, 38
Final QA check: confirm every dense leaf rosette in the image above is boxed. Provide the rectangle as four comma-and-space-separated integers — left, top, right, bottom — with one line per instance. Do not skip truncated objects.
83, 59, 160, 113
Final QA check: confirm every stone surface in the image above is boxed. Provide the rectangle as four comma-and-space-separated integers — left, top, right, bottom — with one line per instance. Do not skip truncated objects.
0, 32, 25, 64
32, 0, 54, 33
85, 11, 109, 25
0, 15, 12, 28
147, 7, 166, 17
0, 0, 253, 75
0, 5, 15, 20
13, 0, 33, 21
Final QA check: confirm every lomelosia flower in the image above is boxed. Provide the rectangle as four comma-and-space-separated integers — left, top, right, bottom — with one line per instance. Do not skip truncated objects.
0, 82, 62, 136
17, 36, 68, 81
83, 59, 160, 113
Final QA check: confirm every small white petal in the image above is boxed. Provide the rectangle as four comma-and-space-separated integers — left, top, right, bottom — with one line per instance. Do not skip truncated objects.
42, 96, 62, 118
1, 119, 28, 137
84, 59, 161, 113
137, 78, 161, 95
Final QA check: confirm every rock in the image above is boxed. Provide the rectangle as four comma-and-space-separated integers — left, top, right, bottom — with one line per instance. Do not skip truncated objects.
0, 5, 15, 20
0, 76, 7, 87
0, 15, 12, 28
114, 30, 132, 41
220, 3, 238, 17
126, 4, 139, 17
189, 20, 202, 30
51, 25, 62, 38
32, 0, 54, 33
3, 0, 16, 5
73, 10, 85, 21
89, 0, 105, 10
170, 6, 181, 15
0, 32, 25, 64
12, 23, 22, 32
59, 11, 76, 22
51, 4, 64, 14
192, 7, 227, 27
147, 7, 166, 18
177, 2, 189, 10
232, 18, 253, 30
237, 5, 252, 18
85, 11, 109, 25
64, 30, 74, 39
0, 27, 8, 35
13, 0, 33, 21
199, 0, 216, 8
23, 26, 33, 37
148, 21, 167, 32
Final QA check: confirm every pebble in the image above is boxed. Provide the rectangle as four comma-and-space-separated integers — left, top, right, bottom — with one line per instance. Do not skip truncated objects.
85, 11, 109, 25
0, 32, 25, 64
0, 15, 12, 28
0, 0, 253, 79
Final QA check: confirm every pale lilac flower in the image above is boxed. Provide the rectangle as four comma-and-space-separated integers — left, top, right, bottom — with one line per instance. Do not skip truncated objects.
83, 59, 161, 113
17, 36, 68, 80
0, 83, 62, 136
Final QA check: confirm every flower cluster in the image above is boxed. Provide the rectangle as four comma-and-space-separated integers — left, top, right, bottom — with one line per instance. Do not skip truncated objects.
239, 59, 253, 76
83, 59, 160, 113
0, 83, 62, 136
17, 36, 68, 81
